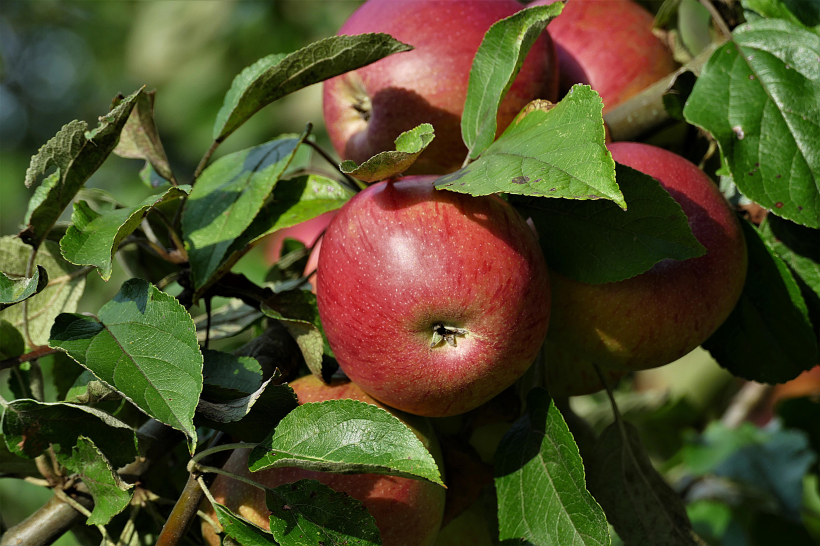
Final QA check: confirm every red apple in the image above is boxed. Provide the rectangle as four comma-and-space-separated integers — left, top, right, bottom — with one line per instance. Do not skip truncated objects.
317, 176, 551, 417
529, 0, 678, 113
322, 0, 558, 175
202, 375, 446, 546
547, 142, 748, 371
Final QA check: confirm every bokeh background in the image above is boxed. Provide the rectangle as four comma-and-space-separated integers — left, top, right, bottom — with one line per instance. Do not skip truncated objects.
0, 0, 362, 538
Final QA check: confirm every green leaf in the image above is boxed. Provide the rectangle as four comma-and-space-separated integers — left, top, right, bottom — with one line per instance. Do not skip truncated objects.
588, 420, 697, 545
0, 434, 40, 477
0, 237, 86, 346
261, 290, 328, 380
513, 163, 706, 284
494, 387, 609, 546
759, 215, 820, 301
214, 33, 413, 141
0, 399, 138, 468
267, 479, 381, 546
195, 175, 353, 299
340, 123, 435, 182
65, 369, 120, 405
49, 278, 203, 451
184, 133, 307, 291
0, 320, 25, 360
703, 220, 818, 383
462, 3, 563, 159
682, 19, 820, 228
112, 90, 176, 184
248, 399, 444, 486
202, 348, 264, 397
212, 502, 278, 546
437, 86, 624, 207
741, 0, 820, 33
21, 89, 143, 248
0, 265, 48, 311
56, 436, 133, 525
197, 377, 298, 444
61, 186, 190, 281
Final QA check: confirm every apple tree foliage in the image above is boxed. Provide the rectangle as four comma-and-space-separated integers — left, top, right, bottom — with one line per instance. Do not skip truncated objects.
1, 2, 819, 545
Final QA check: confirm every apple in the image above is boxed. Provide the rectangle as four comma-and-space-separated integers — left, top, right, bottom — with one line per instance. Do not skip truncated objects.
202, 374, 446, 546
317, 176, 551, 417
322, 0, 558, 175
529, 0, 678, 113
547, 142, 748, 372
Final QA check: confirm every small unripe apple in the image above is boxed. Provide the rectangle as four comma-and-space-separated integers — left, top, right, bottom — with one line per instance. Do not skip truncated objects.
317, 176, 551, 417
548, 143, 748, 371
202, 375, 446, 546
529, 0, 678, 113
323, 0, 559, 175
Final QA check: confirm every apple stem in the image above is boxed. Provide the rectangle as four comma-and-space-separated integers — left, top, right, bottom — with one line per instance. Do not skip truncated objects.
189, 442, 255, 470
430, 323, 469, 348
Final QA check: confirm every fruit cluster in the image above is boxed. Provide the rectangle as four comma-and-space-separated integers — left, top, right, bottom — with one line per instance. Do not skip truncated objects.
226, 0, 748, 544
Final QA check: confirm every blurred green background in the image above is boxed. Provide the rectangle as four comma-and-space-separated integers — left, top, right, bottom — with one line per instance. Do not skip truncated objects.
0, 0, 361, 537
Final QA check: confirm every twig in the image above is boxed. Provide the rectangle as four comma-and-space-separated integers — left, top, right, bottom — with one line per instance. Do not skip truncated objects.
193, 140, 221, 182
0, 345, 59, 371
699, 0, 732, 39
46, 265, 95, 287
305, 139, 365, 192
721, 381, 772, 429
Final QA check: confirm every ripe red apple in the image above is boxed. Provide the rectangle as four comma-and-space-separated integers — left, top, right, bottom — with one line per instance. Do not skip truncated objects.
547, 142, 748, 371
323, 0, 558, 175
529, 0, 678, 113
317, 176, 551, 417
202, 375, 446, 546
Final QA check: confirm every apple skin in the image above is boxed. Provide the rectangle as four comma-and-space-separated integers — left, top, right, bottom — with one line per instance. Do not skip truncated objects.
323, 0, 558, 175
317, 176, 551, 417
202, 375, 446, 546
529, 0, 678, 113
547, 142, 748, 372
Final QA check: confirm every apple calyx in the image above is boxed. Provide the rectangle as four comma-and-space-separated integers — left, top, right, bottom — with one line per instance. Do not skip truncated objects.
430, 323, 469, 348
343, 73, 372, 122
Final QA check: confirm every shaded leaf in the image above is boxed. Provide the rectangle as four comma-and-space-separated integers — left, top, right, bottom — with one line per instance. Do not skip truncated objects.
588, 420, 696, 545
196, 175, 352, 299
703, 220, 818, 383
211, 502, 278, 546
202, 348, 264, 398
267, 479, 381, 546
65, 369, 120, 405
0, 265, 48, 311
759, 215, 820, 301
61, 186, 190, 281
49, 278, 203, 451
437, 86, 623, 207
214, 33, 413, 141
184, 133, 307, 291
340, 123, 434, 182
0, 320, 25, 360
0, 237, 86, 346
248, 399, 444, 486
261, 290, 327, 380
113, 90, 175, 184
56, 436, 133, 525
462, 3, 562, 158
494, 387, 609, 546
0, 434, 40, 477
513, 163, 706, 284
683, 19, 820, 227
741, 0, 820, 33
22, 89, 143, 247
0, 399, 137, 468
